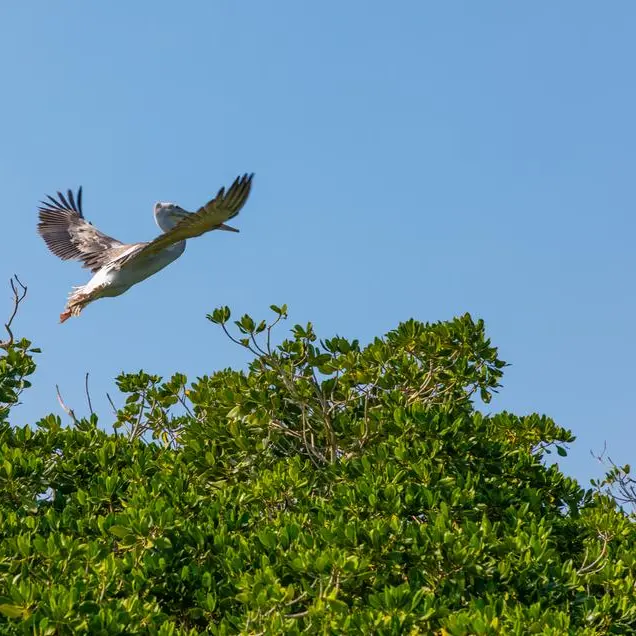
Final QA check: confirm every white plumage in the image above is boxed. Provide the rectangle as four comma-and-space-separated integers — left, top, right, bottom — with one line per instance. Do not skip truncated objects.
37, 174, 253, 322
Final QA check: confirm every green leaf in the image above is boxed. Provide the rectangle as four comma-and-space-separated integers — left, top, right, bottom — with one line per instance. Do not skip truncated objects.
255, 320, 267, 334
207, 306, 231, 324
108, 525, 132, 539
239, 314, 256, 333
0, 604, 25, 619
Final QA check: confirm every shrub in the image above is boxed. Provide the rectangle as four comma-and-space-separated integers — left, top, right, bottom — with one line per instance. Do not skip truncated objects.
1, 301, 635, 634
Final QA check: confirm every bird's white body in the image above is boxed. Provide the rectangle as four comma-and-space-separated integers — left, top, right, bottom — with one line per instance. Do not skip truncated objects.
82, 241, 186, 299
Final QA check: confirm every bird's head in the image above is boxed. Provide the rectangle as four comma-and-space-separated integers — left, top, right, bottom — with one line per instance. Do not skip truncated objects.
153, 202, 190, 233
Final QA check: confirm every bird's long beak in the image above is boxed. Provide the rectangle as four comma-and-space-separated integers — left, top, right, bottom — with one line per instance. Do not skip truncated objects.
218, 223, 239, 233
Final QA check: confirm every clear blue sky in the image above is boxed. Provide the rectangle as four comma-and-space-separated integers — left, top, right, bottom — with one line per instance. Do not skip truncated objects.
1, 2, 634, 487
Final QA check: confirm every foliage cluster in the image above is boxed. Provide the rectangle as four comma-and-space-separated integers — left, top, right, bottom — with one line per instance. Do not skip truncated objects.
1, 299, 636, 634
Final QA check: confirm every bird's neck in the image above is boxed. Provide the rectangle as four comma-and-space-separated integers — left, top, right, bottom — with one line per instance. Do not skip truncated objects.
154, 209, 181, 233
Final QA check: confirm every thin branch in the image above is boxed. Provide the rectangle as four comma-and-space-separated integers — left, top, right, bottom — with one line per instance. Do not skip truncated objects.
266, 312, 285, 355
130, 389, 147, 441
577, 532, 611, 575
56, 385, 79, 426
269, 418, 302, 439
285, 610, 309, 619
311, 368, 336, 462
360, 388, 370, 447
250, 332, 268, 356
285, 591, 308, 607
106, 392, 118, 415
221, 322, 246, 347
176, 389, 194, 419
0, 275, 27, 350
406, 362, 436, 405
595, 441, 608, 458
301, 406, 324, 467
221, 322, 259, 355
85, 373, 94, 415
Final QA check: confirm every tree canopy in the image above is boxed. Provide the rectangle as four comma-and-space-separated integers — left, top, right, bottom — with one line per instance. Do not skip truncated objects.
1, 290, 635, 634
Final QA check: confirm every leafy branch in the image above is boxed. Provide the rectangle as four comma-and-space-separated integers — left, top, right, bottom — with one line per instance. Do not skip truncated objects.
0, 276, 37, 421
206, 305, 506, 466
591, 443, 636, 513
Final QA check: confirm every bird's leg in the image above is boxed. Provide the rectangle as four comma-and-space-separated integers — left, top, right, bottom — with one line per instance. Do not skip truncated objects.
60, 299, 87, 323
59, 282, 107, 324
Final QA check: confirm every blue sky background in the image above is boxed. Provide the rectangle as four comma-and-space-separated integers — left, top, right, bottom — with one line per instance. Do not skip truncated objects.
1, 2, 634, 487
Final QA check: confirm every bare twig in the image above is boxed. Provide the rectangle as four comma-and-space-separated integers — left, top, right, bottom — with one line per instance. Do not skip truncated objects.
591, 441, 609, 465
591, 445, 636, 509
284, 610, 309, 619
266, 311, 285, 355
0, 275, 27, 350
106, 392, 118, 415
85, 372, 94, 415
56, 385, 79, 425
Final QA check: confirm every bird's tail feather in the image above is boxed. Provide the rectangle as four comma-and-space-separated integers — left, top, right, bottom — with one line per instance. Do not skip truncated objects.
59, 285, 92, 323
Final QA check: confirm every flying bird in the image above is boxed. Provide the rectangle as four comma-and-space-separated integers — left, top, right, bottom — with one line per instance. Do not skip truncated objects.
37, 173, 254, 323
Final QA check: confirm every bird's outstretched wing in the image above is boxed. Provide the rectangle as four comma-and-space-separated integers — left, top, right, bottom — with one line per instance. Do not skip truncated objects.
37, 187, 128, 273
117, 173, 253, 269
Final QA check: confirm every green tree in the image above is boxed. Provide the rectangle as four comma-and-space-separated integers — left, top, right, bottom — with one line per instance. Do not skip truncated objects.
1, 285, 635, 634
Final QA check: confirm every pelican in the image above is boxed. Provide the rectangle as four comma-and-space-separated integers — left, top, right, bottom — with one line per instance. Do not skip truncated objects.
37, 173, 253, 322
